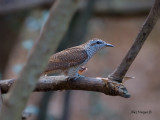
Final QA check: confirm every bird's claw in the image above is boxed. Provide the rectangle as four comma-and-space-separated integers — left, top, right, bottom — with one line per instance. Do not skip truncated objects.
73, 74, 85, 80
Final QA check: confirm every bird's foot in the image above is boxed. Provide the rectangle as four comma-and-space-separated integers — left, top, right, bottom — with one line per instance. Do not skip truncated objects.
73, 74, 85, 80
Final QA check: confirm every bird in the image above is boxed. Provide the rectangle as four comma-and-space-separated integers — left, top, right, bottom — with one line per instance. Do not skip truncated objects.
43, 38, 113, 79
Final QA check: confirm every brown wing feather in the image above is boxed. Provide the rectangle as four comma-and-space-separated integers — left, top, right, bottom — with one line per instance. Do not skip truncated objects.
44, 46, 88, 74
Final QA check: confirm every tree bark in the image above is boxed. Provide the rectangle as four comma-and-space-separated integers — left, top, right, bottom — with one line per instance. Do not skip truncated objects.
0, 76, 130, 98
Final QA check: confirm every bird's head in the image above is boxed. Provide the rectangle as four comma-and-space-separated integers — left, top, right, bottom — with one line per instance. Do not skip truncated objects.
84, 38, 113, 57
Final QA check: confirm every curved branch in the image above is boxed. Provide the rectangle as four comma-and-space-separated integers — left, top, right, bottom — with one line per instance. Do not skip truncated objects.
0, 76, 130, 98
108, 0, 160, 82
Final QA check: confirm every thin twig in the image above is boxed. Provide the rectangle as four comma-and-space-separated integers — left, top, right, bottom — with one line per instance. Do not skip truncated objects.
0, 76, 130, 98
108, 0, 160, 82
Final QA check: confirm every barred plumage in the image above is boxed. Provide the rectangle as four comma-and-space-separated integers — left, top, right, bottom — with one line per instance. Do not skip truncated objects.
44, 46, 88, 75
43, 39, 113, 78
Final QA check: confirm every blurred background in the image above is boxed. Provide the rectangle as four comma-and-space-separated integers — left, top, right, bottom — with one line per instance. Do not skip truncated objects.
0, 0, 160, 120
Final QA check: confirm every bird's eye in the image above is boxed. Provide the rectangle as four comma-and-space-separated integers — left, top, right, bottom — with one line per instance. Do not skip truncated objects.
96, 41, 101, 44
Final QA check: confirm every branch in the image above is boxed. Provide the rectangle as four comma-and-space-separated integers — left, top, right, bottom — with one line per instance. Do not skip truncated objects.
0, 76, 130, 98
109, 0, 160, 82
0, 0, 80, 120
0, 0, 54, 14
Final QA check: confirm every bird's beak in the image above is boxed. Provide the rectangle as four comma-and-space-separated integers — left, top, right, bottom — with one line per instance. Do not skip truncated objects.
105, 43, 114, 47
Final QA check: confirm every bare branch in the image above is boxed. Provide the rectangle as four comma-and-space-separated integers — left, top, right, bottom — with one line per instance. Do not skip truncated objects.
0, 76, 130, 98
0, 0, 54, 14
109, 0, 160, 82
0, 0, 80, 120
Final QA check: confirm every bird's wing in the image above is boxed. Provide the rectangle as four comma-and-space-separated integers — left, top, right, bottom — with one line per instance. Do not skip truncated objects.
44, 46, 88, 73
